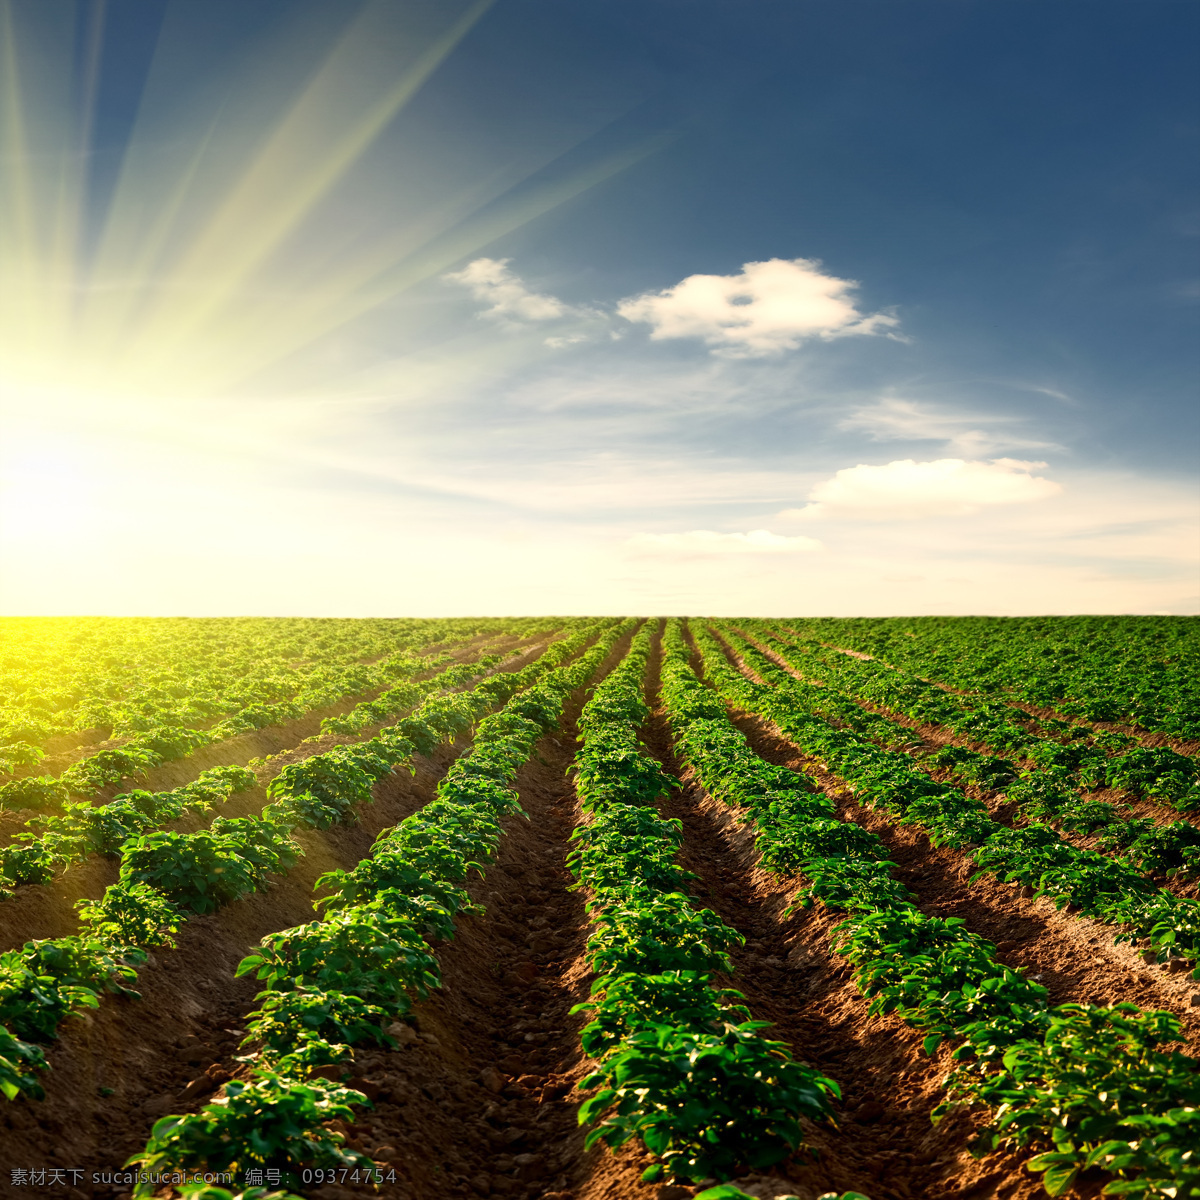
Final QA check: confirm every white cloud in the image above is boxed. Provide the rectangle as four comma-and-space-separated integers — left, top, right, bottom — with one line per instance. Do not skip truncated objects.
617, 257, 897, 357
840, 397, 1056, 456
627, 528, 823, 555
784, 457, 1063, 520
444, 257, 569, 322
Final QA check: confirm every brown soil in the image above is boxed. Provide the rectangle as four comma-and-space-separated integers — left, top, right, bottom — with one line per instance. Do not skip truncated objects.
3, 619, 1195, 1200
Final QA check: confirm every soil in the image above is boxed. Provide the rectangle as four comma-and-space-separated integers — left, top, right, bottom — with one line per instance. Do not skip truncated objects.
1, 620, 1195, 1200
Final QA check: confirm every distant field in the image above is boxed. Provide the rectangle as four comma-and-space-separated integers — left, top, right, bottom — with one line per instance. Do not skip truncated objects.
0, 615, 1197, 1200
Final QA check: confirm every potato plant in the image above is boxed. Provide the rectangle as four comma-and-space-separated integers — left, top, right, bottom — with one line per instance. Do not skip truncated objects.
569, 626, 839, 1184
683, 619, 1200, 1198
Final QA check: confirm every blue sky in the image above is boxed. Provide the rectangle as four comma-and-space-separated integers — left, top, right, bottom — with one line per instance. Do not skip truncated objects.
0, 0, 1196, 615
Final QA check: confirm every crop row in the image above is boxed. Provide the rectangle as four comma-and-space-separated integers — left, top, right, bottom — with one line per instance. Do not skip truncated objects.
750, 621, 1199, 805
0, 622, 605, 1106
681, 620, 1200, 1199
567, 623, 839, 1186
0, 648, 520, 891
784, 616, 1199, 740
734, 626, 1200, 888
120, 618, 634, 1195
713, 624, 1200, 970
0, 616, 530, 763
0, 623, 551, 821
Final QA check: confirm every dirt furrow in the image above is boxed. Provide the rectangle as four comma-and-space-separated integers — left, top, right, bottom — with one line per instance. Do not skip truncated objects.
251, 623, 641, 1200
709, 634, 1200, 1042
0, 736, 467, 1194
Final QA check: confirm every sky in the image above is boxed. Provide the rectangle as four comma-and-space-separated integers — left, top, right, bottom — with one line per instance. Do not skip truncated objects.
0, 0, 1197, 617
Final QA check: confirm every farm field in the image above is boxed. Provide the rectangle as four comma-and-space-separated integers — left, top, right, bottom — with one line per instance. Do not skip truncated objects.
0, 616, 1197, 1200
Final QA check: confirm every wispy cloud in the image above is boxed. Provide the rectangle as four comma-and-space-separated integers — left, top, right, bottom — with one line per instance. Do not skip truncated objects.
443, 257, 611, 347
783, 457, 1063, 520
839, 397, 1057, 456
617, 257, 898, 357
627, 528, 823, 555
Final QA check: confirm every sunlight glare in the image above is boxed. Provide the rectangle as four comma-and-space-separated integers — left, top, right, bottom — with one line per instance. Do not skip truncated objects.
0, 0, 657, 413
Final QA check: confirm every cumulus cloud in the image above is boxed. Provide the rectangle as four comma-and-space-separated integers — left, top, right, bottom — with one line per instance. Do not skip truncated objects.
617, 257, 897, 357
784, 458, 1063, 520
444, 257, 569, 322
627, 529, 823, 555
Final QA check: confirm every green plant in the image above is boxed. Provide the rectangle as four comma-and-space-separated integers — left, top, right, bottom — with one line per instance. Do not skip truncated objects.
242, 989, 394, 1061
587, 889, 741, 976
235, 910, 439, 1011
127, 1073, 373, 1193
0, 1026, 46, 1100
942, 1004, 1200, 1198
267, 752, 374, 828
120, 817, 298, 914
76, 881, 185, 949
574, 971, 752, 1060
581, 1022, 839, 1182
0, 775, 68, 812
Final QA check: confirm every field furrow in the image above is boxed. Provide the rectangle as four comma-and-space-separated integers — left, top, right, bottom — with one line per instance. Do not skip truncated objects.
1, 614, 1196, 1200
